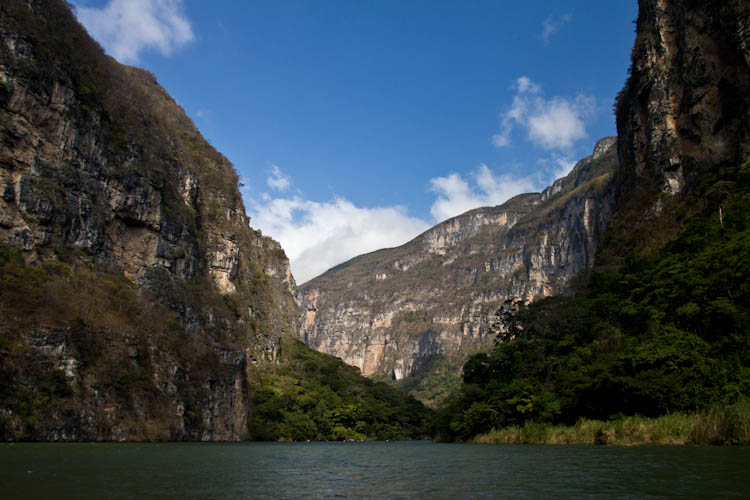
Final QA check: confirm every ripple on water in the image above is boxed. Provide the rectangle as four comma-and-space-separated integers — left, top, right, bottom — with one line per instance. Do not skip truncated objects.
1, 441, 750, 499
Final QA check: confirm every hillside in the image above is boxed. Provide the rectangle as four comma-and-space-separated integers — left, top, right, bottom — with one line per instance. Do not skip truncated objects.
299, 137, 618, 404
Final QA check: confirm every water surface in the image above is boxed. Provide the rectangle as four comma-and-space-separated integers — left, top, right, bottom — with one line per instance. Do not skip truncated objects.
2, 441, 749, 499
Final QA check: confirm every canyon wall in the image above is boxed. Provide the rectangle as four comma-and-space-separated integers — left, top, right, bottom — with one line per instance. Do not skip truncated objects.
299, 138, 617, 388
0, 0, 298, 440
616, 0, 750, 197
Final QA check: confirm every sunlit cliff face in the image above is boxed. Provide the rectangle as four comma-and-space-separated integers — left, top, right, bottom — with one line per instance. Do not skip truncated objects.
298, 139, 618, 389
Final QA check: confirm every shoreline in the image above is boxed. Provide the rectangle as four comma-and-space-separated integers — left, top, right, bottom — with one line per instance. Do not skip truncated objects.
471, 400, 750, 446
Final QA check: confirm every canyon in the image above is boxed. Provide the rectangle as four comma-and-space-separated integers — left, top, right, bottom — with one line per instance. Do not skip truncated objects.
298, 137, 617, 401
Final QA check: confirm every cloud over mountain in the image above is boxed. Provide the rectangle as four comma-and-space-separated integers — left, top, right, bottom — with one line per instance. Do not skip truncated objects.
492, 76, 595, 151
75, 0, 194, 63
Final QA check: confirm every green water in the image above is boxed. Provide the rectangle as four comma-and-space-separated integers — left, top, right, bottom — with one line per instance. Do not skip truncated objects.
1, 441, 749, 499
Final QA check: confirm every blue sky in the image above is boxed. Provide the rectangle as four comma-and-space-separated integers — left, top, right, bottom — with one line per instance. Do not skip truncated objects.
73, 0, 638, 283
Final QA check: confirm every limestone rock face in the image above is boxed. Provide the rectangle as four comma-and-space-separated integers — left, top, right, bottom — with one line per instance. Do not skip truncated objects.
298, 139, 617, 383
0, 0, 298, 440
616, 0, 750, 197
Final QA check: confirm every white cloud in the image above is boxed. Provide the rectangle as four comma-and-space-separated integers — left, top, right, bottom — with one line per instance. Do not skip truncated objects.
74, 0, 194, 63
541, 13, 572, 44
266, 164, 291, 192
247, 194, 429, 284
493, 76, 595, 151
429, 164, 539, 222
246, 160, 564, 283
516, 76, 540, 94
527, 95, 594, 149
491, 132, 511, 148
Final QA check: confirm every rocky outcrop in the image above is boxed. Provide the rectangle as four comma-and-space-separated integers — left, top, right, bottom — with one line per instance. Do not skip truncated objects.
0, 0, 298, 440
298, 138, 617, 387
616, 0, 750, 197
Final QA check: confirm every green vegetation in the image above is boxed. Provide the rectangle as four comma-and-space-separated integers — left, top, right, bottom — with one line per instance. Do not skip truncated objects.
472, 399, 750, 445
435, 161, 750, 442
0, 243, 292, 441
247, 338, 432, 441
391, 356, 463, 408
0, 245, 432, 441
1, 1, 434, 442
5, 0, 747, 446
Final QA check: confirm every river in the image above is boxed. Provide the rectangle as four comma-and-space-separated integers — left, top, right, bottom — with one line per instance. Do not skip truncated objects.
2, 441, 749, 498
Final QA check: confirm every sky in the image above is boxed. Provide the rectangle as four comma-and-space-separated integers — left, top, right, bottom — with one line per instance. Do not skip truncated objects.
72, 0, 639, 284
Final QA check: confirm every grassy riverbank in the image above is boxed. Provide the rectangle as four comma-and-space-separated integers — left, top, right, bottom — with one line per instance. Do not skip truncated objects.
471, 400, 750, 445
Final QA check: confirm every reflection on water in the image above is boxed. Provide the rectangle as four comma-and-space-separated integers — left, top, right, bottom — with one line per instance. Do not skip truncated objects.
2, 441, 750, 499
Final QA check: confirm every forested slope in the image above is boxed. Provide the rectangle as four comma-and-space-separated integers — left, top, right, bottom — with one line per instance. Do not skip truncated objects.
436, 162, 750, 440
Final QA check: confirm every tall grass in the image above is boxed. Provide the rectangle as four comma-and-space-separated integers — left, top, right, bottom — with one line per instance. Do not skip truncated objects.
472, 400, 750, 446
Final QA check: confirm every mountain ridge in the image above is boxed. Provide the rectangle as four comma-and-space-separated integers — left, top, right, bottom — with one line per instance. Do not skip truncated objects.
298, 137, 618, 403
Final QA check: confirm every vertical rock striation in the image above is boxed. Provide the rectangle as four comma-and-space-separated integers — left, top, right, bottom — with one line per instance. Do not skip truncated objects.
616, 0, 750, 198
0, 0, 298, 440
601, 0, 750, 265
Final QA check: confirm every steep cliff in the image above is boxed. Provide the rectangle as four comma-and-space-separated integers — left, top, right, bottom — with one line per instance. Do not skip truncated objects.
617, 0, 750, 194
609, 0, 750, 256
0, 0, 299, 440
298, 138, 617, 401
